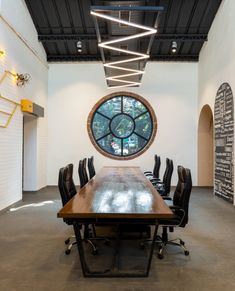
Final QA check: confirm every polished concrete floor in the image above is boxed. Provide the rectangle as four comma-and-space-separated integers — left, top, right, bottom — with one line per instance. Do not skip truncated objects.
0, 187, 234, 291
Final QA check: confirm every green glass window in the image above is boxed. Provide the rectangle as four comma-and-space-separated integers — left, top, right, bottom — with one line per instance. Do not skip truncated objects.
88, 92, 157, 160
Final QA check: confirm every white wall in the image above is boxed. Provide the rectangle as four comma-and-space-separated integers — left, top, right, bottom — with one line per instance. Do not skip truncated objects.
198, 0, 235, 204
0, 0, 48, 210
48, 62, 198, 186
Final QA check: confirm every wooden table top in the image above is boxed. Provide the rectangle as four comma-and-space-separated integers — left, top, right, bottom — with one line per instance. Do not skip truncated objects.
57, 166, 174, 220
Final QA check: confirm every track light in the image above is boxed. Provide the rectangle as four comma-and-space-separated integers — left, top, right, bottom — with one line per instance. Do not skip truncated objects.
171, 41, 177, 53
77, 40, 82, 53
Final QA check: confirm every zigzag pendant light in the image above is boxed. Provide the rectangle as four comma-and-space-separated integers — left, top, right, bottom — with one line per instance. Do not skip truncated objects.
91, 6, 163, 88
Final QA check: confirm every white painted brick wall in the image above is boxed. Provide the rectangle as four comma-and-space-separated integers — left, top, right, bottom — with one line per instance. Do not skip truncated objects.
0, 0, 48, 210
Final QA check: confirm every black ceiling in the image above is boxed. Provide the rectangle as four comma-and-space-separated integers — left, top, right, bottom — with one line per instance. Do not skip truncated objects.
25, 0, 222, 63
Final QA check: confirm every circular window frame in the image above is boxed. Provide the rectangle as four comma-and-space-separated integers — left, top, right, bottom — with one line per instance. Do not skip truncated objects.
87, 91, 157, 160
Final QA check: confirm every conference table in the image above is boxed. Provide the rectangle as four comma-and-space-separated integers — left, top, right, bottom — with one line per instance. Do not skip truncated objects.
57, 166, 174, 277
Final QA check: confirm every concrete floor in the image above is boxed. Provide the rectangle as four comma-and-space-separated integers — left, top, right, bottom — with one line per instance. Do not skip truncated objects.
0, 187, 234, 291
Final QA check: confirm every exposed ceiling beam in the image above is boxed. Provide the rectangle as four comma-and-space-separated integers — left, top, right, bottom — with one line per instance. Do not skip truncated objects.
47, 54, 199, 62
39, 33, 207, 42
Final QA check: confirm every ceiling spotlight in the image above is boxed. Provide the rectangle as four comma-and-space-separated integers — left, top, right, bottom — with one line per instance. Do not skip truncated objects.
171, 41, 177, 53
77, 40, 82, 53
77, 40, 82, 48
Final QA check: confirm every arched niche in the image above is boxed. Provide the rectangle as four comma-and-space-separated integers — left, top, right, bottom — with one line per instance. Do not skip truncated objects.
214, 83, 234, 203
198, 105, 213, 186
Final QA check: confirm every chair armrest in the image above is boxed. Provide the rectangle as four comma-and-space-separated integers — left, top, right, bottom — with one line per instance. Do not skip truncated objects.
149, 178, 161, 182
145, 174, 154, 178
162, 196, 172, 200
151, 181, 163, 186
170, 205, 182, 210
170, 207, 186, 225
144, 171, 152, 174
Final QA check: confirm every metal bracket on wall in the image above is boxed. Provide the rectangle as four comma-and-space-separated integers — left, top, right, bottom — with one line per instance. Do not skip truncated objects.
0, 71, 9, 85
0, 94, 20, 128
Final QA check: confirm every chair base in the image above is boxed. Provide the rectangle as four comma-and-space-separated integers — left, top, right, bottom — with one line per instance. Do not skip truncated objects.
64, 226, 110, 255
157, 237, 189, 259
141, 230, 189, 259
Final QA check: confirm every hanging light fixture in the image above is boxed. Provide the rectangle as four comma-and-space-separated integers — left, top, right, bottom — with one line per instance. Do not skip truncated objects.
91, 6, 163, 88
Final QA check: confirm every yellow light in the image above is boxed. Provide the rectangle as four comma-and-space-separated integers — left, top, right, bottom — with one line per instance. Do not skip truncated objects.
0, 50, 5, 56
5, 70, 17, 79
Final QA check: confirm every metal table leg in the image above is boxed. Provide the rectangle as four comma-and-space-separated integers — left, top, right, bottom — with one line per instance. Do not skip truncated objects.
73, 221, 159, 278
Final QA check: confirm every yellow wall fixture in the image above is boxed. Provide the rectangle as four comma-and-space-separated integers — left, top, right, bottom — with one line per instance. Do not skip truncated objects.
0, 70, 30, 86
21, 99, 44, 117
0, 94, 20, 128
21, 99, 33, 113
0, 50, 5, 56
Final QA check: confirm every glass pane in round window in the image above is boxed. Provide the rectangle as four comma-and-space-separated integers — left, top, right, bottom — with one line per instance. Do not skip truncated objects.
92, 113, 110, 140
98, 97, 121, 118
88, 92, 157, 160
135, 112, 152, 139
110, 114, 134, 138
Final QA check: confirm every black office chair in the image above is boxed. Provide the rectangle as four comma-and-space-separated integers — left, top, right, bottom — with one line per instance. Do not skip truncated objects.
83, 158, 89, 183
78, 160, 110, 250
88, 156, 96, 179
58, 166, 77, 254
78, 159, 89, 188
151, 158, 174, 197
144, 154, 161, 180
156, 167, 192, 259
58, 164, 98, 255
78, 160, 84, 188
162, 165, 184, 203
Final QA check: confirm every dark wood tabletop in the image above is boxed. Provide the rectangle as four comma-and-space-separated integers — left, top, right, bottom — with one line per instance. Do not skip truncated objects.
57, 166, 173, 220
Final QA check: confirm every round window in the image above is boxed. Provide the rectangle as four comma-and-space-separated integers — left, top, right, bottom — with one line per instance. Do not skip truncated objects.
87, 92, 157, 160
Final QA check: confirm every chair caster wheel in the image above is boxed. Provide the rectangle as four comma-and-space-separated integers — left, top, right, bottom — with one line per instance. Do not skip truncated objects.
180, 240, 185, 246
91, 249, 98, 255
184, 250, 189, 256
65, 238, 70, 245
65, 249, 71, 255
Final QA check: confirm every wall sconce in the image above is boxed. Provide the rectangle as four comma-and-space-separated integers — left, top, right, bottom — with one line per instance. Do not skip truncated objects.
5, 70, 31, 86
0, 50, 5, 56
77, 40, 82, 53
171, 41, 177, 53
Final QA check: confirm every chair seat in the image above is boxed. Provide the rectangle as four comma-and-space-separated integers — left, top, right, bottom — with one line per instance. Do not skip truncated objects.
120, 224, 151, 239
158, 216, 181, 226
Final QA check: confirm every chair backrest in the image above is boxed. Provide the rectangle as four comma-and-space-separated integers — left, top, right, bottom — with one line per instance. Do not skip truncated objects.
58, 164, 77, 207
173, 165, 185, 206
65, 164, 77, 199
88, 156, 96, 179
181, 168, 192, 226
78, 159, 89, 188
58, 166, 68, 206
162, 158, 174, 195
162, 158, 169, 183
173, 167, 192, 227
153, 154, 161, 179
82, 158, 89, 185
78, 160, 85, 188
